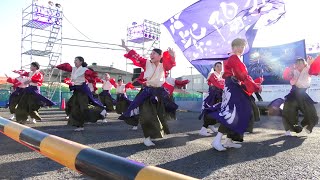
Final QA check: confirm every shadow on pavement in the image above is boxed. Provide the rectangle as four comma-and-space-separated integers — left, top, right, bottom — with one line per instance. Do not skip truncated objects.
157, 136, 306, 179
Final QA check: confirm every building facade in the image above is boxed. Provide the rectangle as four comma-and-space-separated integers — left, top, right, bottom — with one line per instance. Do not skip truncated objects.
49, 63, 133, 83
177, 74, 209, 92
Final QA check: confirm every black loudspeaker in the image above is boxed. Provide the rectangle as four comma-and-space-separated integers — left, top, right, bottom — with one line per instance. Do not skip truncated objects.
132, 68, 142, 86
133, 68, 141, 74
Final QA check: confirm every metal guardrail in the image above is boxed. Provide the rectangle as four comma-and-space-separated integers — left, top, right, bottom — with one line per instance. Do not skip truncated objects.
0, 117, 198, 180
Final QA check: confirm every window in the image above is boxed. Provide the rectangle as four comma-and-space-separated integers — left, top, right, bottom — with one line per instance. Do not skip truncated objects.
193, 78, 202, 84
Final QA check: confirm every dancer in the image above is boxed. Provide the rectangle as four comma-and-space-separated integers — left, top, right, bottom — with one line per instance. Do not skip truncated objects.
125, 72, 146, 131
14, 62, 56, 124
115, 79, 135, 114
162, 71, 189, 121
246, 82, 263, 133
125, 70, 187, 129
5, 73, 29, 120
198, 62, 224, 136
96, 73, 117, 112
54, 57, 105, 131
87, 68, 99, 98
206, 38, 262, 151
119, 39, 176, 146
281, 57, 319, 136
83, 68, 108, 124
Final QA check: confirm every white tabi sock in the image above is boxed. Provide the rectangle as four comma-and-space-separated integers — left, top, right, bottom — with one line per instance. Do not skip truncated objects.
9, 114, 15, 120
100, 109, 107, 117
284, 130, 292, 136
143, 137, 155, 147
199, 127, 211, 136
212, 132, 226, 151
208, 125, 218, 133
223, 138, 242, 148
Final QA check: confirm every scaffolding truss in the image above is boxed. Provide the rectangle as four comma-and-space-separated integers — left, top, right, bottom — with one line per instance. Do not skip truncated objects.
126, 19, 161, 80
21, 0, 63, 102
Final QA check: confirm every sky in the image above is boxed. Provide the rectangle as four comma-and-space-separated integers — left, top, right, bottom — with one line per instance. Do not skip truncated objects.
0, 0, 319, 78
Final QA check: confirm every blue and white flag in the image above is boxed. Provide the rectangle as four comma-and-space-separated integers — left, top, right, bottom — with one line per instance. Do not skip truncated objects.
163, 0, 286, 78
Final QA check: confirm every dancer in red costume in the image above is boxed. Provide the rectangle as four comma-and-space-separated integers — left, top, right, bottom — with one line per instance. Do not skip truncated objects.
280, 56, 320, 136
119, 39, 176, 146
123, 72, 146, 131
5, 73, 29, 120
205, 38, 262, 151
86, 68, 99, 97
14, 62, 56, 124
54, 57, 105, 131
126, 72, 188, 130
115, 79, 135, 114
162, 71, 190, 121
198, 62, 224, 136
96, 73, 117, 112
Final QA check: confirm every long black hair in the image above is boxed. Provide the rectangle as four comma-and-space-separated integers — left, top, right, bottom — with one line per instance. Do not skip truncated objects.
76, 56, 88, 67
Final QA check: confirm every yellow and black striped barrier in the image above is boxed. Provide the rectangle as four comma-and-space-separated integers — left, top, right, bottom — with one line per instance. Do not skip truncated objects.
0, 117, 198, 180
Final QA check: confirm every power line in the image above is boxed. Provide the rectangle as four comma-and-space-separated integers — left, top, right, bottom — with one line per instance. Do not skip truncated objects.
63, 14, 106, 48
63, 14, 144, 50
27, 34, 144, 49
61, 43, 125, 50
22, 39, 125, 50
62, 37, 144, 49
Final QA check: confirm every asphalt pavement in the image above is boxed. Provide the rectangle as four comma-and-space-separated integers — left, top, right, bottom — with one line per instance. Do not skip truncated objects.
0, 108, 320, 180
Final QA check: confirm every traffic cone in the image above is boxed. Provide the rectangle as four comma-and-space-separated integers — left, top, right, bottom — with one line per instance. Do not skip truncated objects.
60, 98, 66, 110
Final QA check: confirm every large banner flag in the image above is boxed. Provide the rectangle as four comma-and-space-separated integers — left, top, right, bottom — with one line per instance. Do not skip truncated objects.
163, 0, 286, 78
244, 40, 307, 85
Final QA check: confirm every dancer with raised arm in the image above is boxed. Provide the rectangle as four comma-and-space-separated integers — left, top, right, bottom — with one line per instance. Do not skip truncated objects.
281, 57, 320, 136
119, 39, 176, 146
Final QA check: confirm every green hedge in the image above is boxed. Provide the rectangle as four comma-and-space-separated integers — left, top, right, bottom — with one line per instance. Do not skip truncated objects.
0, 86, 203, 107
